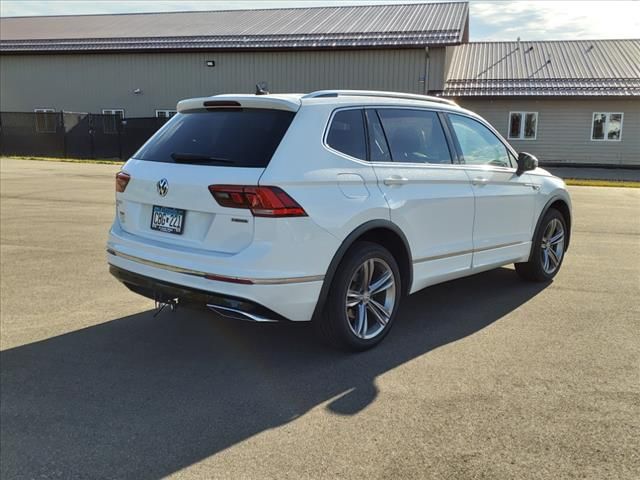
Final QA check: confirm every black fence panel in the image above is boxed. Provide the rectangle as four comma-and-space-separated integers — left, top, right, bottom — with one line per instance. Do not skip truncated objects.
121, 117, 167, 160
63, 112, 92, 158
0, 112, 167, 160
0, 112, 65, 157
92, 114, 123, 159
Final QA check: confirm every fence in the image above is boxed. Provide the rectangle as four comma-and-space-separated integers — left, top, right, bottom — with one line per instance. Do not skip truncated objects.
0, 112, 169, 160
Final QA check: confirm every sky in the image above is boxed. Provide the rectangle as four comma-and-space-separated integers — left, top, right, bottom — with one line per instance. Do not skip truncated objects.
1, 0, 639, 41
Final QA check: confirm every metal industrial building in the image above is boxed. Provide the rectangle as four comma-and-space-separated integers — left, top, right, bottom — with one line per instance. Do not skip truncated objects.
1, 1, 639, 166
0, 2, 468, 116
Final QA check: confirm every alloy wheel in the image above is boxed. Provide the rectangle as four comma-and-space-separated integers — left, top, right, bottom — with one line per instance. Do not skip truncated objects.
345, 258, 396, 340
540, 218, 565, 275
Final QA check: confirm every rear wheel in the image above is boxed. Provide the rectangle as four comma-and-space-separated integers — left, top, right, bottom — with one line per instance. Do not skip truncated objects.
516, 208, 567, 282
315, 241, 402, 351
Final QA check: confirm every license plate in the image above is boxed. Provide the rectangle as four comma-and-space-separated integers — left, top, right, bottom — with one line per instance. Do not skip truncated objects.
151, 205, 185, 234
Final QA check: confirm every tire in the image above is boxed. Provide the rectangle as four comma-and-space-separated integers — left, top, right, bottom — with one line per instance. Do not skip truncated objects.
515, 208, 567, 282
314, 241, 402, 351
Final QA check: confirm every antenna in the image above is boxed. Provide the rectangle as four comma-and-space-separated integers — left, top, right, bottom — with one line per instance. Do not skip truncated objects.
255, 81, 269, 95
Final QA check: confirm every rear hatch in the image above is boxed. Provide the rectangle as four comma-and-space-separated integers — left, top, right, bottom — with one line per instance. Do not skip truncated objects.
116, 97, 298, 254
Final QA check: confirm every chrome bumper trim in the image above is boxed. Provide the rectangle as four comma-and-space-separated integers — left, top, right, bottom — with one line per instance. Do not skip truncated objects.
207, 304, 279, 322
413, 241, 526, 264
106, 248, 324, 285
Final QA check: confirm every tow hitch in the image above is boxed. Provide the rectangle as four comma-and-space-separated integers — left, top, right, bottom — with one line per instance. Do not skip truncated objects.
153, 295, 179, 317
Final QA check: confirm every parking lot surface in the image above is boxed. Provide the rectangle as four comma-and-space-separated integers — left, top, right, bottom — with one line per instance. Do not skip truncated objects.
1, 158, 639, 479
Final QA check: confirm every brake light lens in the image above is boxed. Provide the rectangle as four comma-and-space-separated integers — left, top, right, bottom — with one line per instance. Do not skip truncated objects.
116, 171, 130, 193
209, 185, 307, 217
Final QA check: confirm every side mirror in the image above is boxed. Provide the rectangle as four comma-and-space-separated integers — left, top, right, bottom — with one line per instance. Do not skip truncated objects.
516, 152, 538, 176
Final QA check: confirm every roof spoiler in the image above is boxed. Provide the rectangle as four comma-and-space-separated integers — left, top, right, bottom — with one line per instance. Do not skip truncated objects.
177, 94, 301, 113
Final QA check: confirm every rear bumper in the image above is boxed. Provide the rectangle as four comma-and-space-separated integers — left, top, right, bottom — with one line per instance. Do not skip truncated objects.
110, 265, 288, 322
107, 214, 337, 320
107, 245, 324, 321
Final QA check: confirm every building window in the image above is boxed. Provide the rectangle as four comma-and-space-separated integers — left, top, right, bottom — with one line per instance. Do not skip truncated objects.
508, 112, 537, 140
34, 108, 57, 133
592, 112, 623, 141
155, 110, 177, 119
102, 109, 124, 134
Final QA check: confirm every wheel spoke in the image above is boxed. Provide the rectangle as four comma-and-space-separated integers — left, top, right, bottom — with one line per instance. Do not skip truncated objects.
369, 271, 394, 295
367, 299, 390, 326
548, 247, 560, 267
363, 259, 375, 287
346, 290, 362, 307
549, 231, 564, 245
542, 249, 550, 271
544, 219, 557, 242
357, 303, 368, 337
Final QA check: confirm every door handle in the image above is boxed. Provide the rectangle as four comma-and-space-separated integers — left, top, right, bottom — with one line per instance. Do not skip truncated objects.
383, 176, 409, 186
472, 177, 489, 186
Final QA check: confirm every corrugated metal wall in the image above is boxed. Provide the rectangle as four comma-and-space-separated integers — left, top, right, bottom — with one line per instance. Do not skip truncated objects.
0, 49, 441, 116
457, 98, 640, 166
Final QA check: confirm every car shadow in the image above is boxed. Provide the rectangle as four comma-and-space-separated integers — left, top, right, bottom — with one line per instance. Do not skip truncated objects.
0, 268, 548, 479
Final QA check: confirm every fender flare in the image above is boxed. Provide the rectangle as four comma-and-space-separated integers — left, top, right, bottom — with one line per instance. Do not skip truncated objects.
312, 220, 413, 319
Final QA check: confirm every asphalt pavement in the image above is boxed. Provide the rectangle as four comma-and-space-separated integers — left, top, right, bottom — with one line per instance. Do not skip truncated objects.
1, 158, 638, 479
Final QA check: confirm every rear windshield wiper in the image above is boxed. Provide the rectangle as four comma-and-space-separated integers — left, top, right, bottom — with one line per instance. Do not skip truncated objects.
170, 152, 235, 164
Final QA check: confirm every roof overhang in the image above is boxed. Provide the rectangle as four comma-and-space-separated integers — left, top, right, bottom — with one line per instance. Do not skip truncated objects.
0, 32, 463, 54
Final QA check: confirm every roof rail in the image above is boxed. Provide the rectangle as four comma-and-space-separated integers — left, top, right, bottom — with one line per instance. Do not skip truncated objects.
302, 90, 457, 106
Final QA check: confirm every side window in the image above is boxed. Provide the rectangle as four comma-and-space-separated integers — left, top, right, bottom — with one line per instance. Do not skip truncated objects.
364, 110, 391, 162
156, 110, 177, 119
508, 112, 538, 140
326, 109, 367, 160
592, 112, 623, 141
448, 114, 511, 168
376, 109, 452, 164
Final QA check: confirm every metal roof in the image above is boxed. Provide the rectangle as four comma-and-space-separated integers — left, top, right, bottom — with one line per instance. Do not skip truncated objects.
0, 2, 468, 53
443, 39, 640, 96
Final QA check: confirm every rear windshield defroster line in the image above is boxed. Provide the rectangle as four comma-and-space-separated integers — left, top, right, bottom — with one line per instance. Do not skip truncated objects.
134, 108, 295, 168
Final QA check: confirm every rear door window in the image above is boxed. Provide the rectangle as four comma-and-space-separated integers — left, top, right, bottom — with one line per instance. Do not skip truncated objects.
326, 109, 367, 160
376, 109, 452, 164
135, 108, 295, 168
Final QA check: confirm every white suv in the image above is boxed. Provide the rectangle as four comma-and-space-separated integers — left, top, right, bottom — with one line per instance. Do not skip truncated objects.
107, 90, 571, 350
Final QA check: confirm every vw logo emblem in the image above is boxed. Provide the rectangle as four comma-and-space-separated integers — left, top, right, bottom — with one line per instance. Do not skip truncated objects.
157, 178, 169, 197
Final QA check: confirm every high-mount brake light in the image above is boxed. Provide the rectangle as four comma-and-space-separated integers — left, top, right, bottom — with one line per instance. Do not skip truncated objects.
208, 185, 307, 218
203, 100, 242, 108
116, 171, 131, 193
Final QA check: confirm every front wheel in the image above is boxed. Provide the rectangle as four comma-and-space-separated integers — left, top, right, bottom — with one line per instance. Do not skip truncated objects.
515, 208, 567, 282
315, 241, 402, 351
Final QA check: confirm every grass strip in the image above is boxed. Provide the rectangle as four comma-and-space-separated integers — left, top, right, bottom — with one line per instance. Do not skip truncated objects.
564, 178, 640, 188
1, 156, 123, 165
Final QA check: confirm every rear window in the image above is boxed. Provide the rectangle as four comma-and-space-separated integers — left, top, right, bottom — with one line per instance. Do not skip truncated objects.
134, 108, 295, 168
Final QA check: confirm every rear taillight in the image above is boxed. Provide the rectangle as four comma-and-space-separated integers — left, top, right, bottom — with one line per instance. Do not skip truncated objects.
208, 185, 307, 217
116, 171, 130, 193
